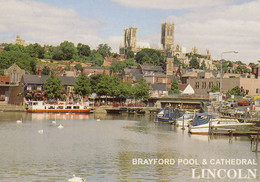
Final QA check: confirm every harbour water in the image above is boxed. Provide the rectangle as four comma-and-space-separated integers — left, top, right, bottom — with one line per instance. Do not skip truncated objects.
0, 112, 259, 181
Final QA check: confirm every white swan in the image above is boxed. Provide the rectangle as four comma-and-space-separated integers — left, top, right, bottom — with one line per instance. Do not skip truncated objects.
16, 118, 22, 124
68, 174, 86, 182
52, 120, 57, 124
96, 119, 101, 122
38, 129, 43, 134
57, 124, 64, 129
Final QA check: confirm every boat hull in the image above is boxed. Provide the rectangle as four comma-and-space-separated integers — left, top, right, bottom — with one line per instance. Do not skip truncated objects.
27, 108, 91, 113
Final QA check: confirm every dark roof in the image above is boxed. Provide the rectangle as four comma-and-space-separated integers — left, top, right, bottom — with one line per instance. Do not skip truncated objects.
151, 83, 169, 91
140, 65, 164, 72
123, 68, 141, 75
22, 75, 75, 86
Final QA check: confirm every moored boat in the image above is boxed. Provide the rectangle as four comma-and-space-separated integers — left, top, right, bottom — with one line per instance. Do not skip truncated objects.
189, 112, 255, 135
156, 107, 183, 123
27, 101, 91, 113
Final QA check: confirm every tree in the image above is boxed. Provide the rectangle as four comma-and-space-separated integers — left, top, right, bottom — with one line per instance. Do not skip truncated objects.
97, 43, 112, 58
200, 60, 206, 70
110, 61, 126, 73
174, 56, 181, 65
233, 65, 250, 73
207, 84, 220, 93
77, 43, 91, 57
0, 51, 36, 73
87, 52, 104, 66
126, 50, 134, 59
25, 43, 45, 58
53, 41, 77, 60
135, 48, 164, 66
89, 74, 101, 93
42, 66, 51, 75
96, 74, 112, 97
169, 76, 181, 94
226, 86, 244, 96
132, 78, 149, 100
3, 43, 24, 52
74, 73, 92, 99
189, 56, 199, 69
44, 73, 63, 100
74, 64, 83, 71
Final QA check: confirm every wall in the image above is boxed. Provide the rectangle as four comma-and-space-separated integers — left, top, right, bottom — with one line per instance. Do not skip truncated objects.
8, 86, 24, 105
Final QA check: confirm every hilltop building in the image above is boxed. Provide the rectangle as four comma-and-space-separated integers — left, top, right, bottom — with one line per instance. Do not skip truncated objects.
13, 35, 27, 46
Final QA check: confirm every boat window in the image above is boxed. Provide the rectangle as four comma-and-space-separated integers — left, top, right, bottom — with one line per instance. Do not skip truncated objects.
73, 106, 79, 109
48, 106, 55, 109
33, 102, 38, 105
66, 106, 72, 109
58, 106, 63, 109
84, 106, 88, 109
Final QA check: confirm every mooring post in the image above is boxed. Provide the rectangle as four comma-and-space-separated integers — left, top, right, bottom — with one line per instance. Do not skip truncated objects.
256, 129, 260, 152
181, 115, 185, 130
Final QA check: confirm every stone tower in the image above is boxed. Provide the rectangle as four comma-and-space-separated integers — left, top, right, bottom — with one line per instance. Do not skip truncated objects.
124, 27, 137, 53
161, 23, 174, 50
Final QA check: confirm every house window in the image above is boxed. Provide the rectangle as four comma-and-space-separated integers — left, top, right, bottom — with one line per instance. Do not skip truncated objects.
216, 81, 220, 88
208, 82, 213, 89
256, 89, 259, 94
202, 82, 206, 89
195, 82, 199, 89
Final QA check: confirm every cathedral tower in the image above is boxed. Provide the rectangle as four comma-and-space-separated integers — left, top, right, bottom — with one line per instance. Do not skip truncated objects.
124, 27, 137, 53
161, 23, 174, 50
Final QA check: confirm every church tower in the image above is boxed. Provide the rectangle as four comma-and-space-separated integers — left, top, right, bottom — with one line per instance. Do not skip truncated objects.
161, 23, 174, 51
124, 27, 137, 53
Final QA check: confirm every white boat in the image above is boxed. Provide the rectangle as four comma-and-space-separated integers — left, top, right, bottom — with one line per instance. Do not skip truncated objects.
27, 101, 91, 113
175, 113, 194, 127
189, 112, 255, 135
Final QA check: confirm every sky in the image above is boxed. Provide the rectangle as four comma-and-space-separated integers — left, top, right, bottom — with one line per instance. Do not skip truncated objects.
0, 0, 259, 63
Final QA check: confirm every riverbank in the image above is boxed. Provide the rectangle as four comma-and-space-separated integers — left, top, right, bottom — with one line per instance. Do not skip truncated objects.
0, 103, 26, 112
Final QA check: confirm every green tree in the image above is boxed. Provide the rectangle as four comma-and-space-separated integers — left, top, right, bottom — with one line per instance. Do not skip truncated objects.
110, 61, 126, 73
126, 50, 134, 59
97, 43, 112, 58
25, 43, 45, 58
207, 84, 220, 93
226, 86, 244, 96
53, 41, 77, 60
42, 66, 51, 75
135, 48, 164, 66
3, 43, 25, 52
124, 58, 138, 67
96, 74, 112, 97
89, 74, 101, 93
44, 73, 63, 100
174, 56, 181, 65
87, 52, 104, 66
189, 56, 199, 69
233, 65, 250, 73
74, 73, 92, 99
74, 64, 83, 71
77, 43, 91, 57
169, 76, 181, 94
200, 60, 207, 70
0, 51, 36, 73
132, 78, 149, 100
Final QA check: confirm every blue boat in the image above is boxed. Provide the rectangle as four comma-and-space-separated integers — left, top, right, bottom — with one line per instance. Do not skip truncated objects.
156, 107, 183, 123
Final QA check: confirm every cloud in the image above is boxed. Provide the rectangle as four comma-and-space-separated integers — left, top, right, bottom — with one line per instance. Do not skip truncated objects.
0, 0, 103, 48
168, 1, 260, 63
110, 0, 241, 10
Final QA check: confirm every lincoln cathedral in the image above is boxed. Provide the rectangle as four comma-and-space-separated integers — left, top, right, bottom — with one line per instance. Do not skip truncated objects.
121, 22, 216, 74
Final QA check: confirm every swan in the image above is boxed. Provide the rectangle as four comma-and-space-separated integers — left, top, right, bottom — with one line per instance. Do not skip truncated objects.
57, 124, 64, 129
38, 130, 43, 134
96, 119, 101, 122
52, 120, 57, 124
68, 174, 86, 182
16, 118, 22, 124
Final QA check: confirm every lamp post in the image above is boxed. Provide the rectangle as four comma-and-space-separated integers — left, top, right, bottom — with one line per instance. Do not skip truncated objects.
219, 51, 238, 111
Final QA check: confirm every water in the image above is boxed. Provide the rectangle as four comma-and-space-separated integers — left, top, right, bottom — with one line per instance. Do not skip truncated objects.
0, 112, 259, 181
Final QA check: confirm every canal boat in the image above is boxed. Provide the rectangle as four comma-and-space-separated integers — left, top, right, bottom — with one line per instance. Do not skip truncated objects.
189, 112, 255, 135
26, 101, 91, 113
156, 107, 183, 123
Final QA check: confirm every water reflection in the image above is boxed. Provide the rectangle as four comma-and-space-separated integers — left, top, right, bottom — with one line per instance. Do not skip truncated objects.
0, 112, 259, 181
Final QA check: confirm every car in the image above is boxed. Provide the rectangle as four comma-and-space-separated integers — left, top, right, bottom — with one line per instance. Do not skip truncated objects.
237, 100, 250, 106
